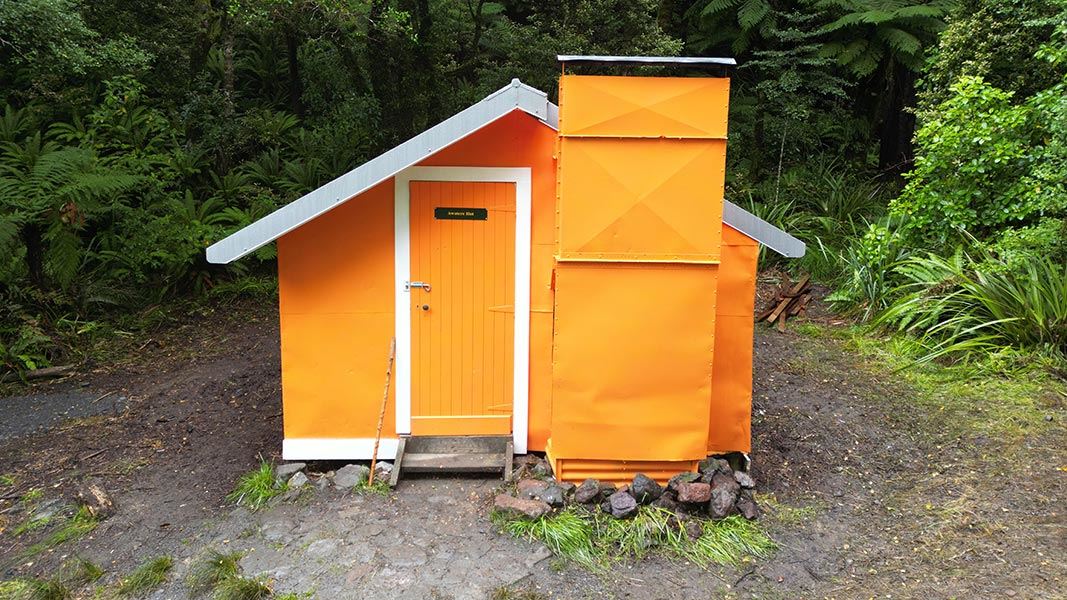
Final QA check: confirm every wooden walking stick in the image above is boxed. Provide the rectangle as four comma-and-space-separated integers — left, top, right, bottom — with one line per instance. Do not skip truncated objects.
369, 337, 396, 485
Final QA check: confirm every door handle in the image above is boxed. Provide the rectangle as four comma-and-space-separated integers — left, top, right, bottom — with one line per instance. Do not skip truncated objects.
406, 281, 431, 292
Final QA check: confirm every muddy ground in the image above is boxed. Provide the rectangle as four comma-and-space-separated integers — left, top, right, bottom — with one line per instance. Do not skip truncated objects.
0, 295, 1064, 599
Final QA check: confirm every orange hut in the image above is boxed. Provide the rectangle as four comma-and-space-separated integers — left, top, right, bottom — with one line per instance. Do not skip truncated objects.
207, 56, 805, 483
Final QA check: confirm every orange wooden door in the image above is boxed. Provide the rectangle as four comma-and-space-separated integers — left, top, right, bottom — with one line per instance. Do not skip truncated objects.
409, 181, 515, 436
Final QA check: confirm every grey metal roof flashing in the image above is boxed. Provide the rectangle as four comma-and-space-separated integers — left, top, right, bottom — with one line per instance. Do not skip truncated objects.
557, 55, 737, 67
206, 79, 802, 264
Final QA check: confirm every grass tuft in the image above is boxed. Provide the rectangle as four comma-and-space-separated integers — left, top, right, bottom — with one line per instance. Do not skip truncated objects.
491, 587, 549, 600
352, 478, 391, 496
13, 515, 53, 536
227, 460, 286, 510
186, 550, 242, 596
211, 576, 272, 600
756, 493, 821, 526
21, 489, 43, 505
493, 506, 775, 572
116, 556, 172, 597
0, 474, 15, 487
0, 578, 70, 600
60, 557, 104, 587
492, 508, 601, 570
20, 506, 99, 559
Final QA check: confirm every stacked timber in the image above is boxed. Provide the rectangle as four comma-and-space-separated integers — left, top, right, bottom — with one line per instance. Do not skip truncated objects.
757, 274, 812, 332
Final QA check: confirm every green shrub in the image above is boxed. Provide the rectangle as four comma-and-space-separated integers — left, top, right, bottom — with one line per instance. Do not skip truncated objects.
893, 29, 1067, 251
877, 251, 1067, 364
828, 221, 913, 321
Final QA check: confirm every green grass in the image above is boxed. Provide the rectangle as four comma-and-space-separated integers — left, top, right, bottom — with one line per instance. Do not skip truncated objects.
60, 557, 104, 587
493, 508, 601, 570
116, 556, 172, 597
0, 578, 70, 600
791, 323, 1065, 440
0, 474, 14, 487
352, 478, 391, 496
184, 547, 298, 600
20, 506, 99, 558
186, 549, 242, 596
756, 494, 821, 526
492, 506, 775, 572
211, 576, 272, 600
13, 515, 53, 536
227, 460, 286, 510
21, 489, 43, 505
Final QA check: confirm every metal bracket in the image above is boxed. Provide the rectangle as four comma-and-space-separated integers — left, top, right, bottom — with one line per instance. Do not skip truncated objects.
405, 281, 431, 292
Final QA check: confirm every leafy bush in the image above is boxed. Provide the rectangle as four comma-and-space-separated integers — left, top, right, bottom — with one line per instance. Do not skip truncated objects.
828, 221, 912, 320
877, 251, 1067, 364
892, 77, 1047, 246
893, 24, 1067, 250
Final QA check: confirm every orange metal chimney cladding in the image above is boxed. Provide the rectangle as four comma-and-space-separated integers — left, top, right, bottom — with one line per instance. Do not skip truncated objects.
546, 74, 738, 483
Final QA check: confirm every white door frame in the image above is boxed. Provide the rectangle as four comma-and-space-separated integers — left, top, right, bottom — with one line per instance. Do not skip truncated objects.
394, 166, 531, 453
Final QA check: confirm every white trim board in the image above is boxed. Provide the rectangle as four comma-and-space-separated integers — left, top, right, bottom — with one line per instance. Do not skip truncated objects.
394, 167, 532, 454
283, 437, 400, 460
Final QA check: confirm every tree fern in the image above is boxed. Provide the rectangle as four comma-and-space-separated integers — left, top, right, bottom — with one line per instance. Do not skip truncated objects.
814, 0, 955, 77
0, 136, 139, 291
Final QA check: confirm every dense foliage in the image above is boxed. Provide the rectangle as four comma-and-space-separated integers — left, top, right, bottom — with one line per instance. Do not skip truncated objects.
1, 0, 1064, 374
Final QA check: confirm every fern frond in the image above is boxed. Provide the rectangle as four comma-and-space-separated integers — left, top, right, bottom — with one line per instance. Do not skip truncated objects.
57, 172, 139, 207
738, 0, 771, 30
44, 223, 83, 289
879, 27, 922, 57
700, 0, 745, 18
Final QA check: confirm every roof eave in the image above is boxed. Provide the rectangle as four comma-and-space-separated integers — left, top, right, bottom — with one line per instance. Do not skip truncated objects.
206, 80, 552, 264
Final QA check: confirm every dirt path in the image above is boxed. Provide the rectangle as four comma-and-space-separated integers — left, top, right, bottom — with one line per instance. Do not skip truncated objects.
0, 299, 1063, 599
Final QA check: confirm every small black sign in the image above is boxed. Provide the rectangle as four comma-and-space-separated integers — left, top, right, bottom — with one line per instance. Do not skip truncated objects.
434, 207, 488, 221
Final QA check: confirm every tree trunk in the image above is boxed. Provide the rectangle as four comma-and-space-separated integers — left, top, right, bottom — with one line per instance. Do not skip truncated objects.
221, 9, 236, 119
285, 25, 304, 117
192, 0, 213, 75
22, 222, 45, 288
878, 64, 917, 177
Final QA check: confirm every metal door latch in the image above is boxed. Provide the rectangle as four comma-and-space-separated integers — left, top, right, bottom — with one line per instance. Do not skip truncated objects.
405, 281, 431, 292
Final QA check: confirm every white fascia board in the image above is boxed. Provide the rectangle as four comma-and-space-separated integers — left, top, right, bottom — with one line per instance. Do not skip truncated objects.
206, 80, 552, 264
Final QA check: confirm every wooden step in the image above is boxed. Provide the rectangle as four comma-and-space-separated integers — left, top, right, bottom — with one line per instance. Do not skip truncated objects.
404, 435, 511, 454
401, 452, 507, 473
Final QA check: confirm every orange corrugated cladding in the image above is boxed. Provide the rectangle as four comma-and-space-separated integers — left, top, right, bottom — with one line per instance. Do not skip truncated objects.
547, 75, 739, 483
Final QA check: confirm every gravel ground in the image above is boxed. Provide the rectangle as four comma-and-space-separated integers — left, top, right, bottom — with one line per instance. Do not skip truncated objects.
1, 296, 1063, 599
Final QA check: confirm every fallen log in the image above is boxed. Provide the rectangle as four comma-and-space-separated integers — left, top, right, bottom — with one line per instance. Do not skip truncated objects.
0, 364, 75, 383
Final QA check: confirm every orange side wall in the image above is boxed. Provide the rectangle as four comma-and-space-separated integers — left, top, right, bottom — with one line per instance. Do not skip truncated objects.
277, 111, 557, 449
709, 225, 759, 454
278, 180, 397, 440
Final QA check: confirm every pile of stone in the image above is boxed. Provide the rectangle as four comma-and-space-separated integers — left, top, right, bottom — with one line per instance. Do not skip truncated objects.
273, 461, 392, 497
494, 456, 758, 521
